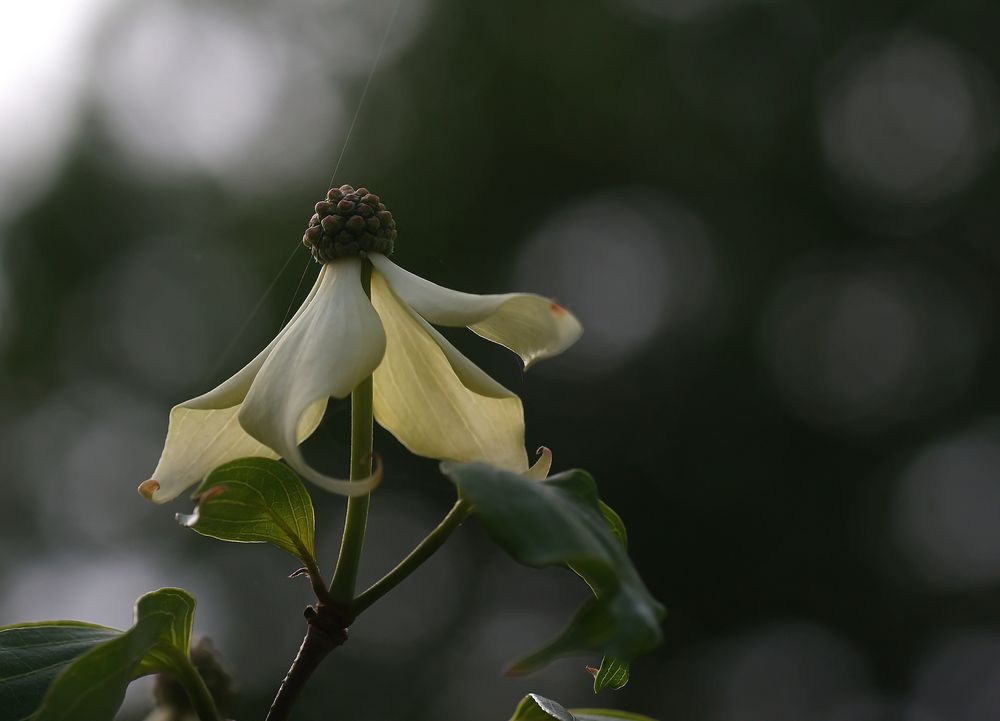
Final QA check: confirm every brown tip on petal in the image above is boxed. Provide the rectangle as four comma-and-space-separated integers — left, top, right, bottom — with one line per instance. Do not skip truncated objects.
549, 301, 567, 316
195, 485, 227, 505
585, 666, 599, 677
138, 479, 160, 501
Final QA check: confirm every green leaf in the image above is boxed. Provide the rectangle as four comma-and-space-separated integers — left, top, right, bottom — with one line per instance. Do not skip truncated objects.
590, 656, 629, 692
592, 501, 630, 692
510, 694, 658, 721
572, 710, 658, 721
31, 588, 196, 721
510, 694, 576, 721
132, 587, 196, 678
599, 502, 628, 550
441, 462, 665, 674
0, 622, 120, 721
178, 457, 317, 566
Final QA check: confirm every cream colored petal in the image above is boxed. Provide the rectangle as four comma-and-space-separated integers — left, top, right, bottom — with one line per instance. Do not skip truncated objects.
187, 265, 327, 410
143, 270, 329, 504
371, 271, 529, 472
238, 257, 386, 496
369, 253, 582, 369
524, 446, 553, 480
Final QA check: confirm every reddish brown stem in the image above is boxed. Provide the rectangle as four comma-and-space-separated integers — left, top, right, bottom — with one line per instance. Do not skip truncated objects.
264, 605, 349, 721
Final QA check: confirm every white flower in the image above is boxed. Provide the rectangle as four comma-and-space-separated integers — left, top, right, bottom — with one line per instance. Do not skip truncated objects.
140, 252, 581, 503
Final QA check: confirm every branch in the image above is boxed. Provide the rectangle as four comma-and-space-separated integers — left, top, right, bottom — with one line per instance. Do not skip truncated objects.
265, 604, 350, 721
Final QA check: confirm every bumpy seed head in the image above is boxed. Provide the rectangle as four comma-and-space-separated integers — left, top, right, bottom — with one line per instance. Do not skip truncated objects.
302, 184, 397, 262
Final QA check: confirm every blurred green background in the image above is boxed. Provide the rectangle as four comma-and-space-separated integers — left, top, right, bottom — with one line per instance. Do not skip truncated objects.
3, 0, 1000, 719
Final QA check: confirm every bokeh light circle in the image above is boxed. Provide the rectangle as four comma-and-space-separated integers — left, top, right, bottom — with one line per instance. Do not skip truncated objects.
515, 189, 719, 374
820, 34, 997, 211
759, 260, 981, 431
893, 424, 1000, 590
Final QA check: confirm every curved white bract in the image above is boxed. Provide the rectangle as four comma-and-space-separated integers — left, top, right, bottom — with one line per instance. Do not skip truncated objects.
371, 271, 528, 473
239, 258, 386, 496
369, 253, 583, 368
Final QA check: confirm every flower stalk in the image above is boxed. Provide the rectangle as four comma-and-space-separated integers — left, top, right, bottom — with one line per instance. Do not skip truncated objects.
353, 498, 471, 614
329, 260, 375, 603
267, 262, 376, 721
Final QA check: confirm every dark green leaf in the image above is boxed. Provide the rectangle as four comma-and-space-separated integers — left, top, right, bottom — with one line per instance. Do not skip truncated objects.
510, 694, 657, 721
31, 588, 196, 721
592, 502, 630, 693
599, 502, 627, 551
178, 457, 317, 566
591, 656, 629, 692
132, 587, 195, 678
0, 622, 120, 721
441, 462, 664, 674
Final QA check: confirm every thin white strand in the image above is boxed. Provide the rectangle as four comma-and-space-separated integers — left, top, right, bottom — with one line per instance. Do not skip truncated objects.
200, 0, 402, 388
279, 255, 316, 331
200, 243, 302, 387
327, 0, 404, 189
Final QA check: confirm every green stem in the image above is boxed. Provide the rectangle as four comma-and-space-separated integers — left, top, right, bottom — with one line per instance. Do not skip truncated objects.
353, 499, 471, 615
329, 261, 375, 604
301, 554, 332, 605
172, 652, 223, 721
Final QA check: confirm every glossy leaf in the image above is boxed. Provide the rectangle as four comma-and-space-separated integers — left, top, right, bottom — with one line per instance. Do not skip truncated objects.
590, 656, 629, 692
441, 462, 664, 674
178, 457, 317, 566
510, 694, 657, 721
0, 622, 120, 721
511, 694, 575, 721
30, 588, 196, 721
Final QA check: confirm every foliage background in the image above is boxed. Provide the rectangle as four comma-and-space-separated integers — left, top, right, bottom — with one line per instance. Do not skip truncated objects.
3, 0, 1000, 719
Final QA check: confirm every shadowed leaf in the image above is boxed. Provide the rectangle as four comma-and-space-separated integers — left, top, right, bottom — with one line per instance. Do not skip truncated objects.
0, 622, 120, 721
1, 588, 199, 721
441, 462, 664, 675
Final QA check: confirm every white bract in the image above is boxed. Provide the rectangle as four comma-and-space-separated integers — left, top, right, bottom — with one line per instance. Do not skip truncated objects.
140, 253, 581, 503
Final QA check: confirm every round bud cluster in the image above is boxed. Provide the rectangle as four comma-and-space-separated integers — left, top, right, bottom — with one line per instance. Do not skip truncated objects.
303, 184, 397, 262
